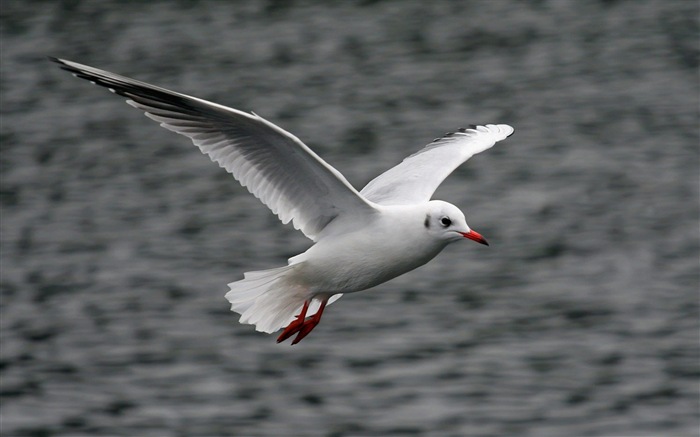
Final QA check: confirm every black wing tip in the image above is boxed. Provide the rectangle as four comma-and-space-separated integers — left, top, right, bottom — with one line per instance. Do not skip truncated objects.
431, 125, 478, 143
49, 57, 145, 104
456, 124, 480, 134
49, 56, 87, 77
48, 56, 70, 69
431, 124, 515, 143
460, 124, 515, 138
49, 56, 224, 118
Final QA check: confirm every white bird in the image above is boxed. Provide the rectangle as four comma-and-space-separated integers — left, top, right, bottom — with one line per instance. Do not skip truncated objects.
51, 57, 514, 344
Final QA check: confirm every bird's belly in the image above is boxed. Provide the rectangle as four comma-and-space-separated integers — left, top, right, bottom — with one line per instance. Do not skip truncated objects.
291, 232, 443, 293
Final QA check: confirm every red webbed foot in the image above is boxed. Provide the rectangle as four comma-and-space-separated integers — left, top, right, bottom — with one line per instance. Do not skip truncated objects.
277, 299, 328, 345
276, 300, 309, 343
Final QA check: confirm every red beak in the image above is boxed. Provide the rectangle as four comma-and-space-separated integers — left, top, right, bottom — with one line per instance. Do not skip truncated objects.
460, 230, 489, 246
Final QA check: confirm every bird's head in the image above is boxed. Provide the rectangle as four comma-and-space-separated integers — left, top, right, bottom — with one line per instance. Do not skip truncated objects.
424, 200, 488, 246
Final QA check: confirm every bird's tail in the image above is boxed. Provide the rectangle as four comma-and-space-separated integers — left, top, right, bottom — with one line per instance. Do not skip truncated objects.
225, 264, 341, 334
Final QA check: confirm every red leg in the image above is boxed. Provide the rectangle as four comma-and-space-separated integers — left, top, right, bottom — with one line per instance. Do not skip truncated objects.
291, 298, 328, 345
276, 300, 309, 343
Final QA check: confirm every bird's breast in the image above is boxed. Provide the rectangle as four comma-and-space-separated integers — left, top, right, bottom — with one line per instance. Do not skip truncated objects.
292, 223, 445, 293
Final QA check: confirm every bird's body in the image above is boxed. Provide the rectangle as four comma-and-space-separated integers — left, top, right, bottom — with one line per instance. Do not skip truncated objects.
291, 203, 450, 293
51, 57, 514, 344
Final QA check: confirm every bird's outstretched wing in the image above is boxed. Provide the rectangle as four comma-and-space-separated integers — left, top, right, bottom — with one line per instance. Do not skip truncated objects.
51, 58, 377, 241
360, 124, 514, 205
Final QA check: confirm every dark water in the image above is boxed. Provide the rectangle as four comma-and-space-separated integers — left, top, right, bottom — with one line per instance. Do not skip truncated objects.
1, 1, 698, 436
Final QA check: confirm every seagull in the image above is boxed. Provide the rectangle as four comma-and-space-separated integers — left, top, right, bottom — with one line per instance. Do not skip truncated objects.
50, 57, 514, 344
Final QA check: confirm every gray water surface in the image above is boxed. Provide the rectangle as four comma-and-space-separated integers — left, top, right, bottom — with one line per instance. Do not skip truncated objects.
1, 1, 698, 436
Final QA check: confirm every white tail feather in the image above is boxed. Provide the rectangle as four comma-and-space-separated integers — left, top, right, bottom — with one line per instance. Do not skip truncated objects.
225, 264, 343, 334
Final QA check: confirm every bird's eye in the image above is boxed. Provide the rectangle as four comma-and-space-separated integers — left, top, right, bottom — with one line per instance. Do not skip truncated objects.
439, 216, 452, 227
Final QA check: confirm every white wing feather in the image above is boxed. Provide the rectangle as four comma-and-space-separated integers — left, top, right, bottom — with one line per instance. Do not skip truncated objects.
51, 58, 377, 241
360, 124, 514, 205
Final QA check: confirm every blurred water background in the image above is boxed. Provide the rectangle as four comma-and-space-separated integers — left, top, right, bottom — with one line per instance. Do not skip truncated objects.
1, 1, 698, 436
